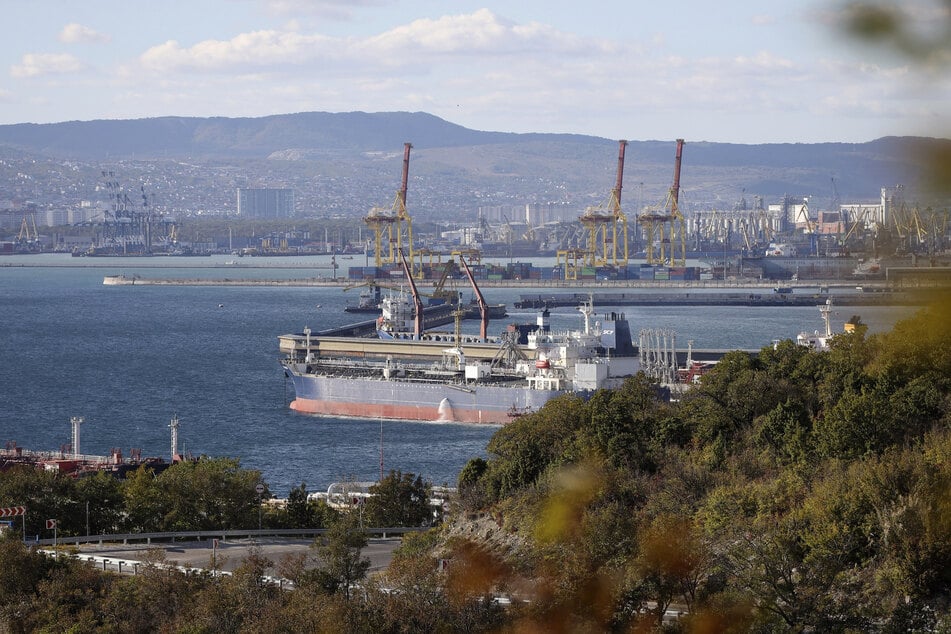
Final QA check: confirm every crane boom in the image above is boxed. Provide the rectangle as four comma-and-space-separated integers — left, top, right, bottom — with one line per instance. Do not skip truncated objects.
671, 138, 684, 209
458, 256, 489, 341
398, 142, 411, 213
613, 139, 627, 215
398, 248, 424, 338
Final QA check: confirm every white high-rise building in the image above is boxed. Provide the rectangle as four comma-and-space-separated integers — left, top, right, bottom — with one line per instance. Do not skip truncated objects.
237, 188, 295, 218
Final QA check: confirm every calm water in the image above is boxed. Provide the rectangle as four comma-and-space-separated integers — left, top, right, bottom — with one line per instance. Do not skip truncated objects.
0, 254, 914, 495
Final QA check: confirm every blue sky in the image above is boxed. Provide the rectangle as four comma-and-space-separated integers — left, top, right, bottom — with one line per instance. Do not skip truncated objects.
2, 0, 949, 143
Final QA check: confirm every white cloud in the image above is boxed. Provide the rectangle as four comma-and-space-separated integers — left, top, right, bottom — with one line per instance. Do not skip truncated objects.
733, 51, 796, 72
59, 23, 111, 44
370, 9, 589, 55
263, 0, 389, 19
10, 53, 85, 78
82, 5, 944, 142
136, 9, 597, 74
139, 31, 335, 72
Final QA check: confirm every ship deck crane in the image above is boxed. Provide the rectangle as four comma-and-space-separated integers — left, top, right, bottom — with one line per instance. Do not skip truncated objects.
365, 143, 414, 268
638, 139, 686, 265
398, 248, 424, 339
458, 255, 489, 341
579, 140, 629, 270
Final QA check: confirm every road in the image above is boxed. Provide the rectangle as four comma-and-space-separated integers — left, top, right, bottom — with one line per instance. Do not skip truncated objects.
73, 536, 401, 578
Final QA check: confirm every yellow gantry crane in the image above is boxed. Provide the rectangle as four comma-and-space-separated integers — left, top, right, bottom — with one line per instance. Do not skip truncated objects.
638, 139, 687, 266
578, 139, 629, 268
17, 213, 38, 242
364, 143, 414, 268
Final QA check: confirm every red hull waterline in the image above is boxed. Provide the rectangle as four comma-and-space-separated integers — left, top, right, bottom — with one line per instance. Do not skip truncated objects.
290, 398, 510, 425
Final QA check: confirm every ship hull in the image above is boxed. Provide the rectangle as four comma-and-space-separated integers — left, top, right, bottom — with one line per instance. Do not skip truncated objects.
286, 372, 562, 424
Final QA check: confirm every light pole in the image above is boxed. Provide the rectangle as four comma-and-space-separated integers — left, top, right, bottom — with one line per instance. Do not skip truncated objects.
85, 501, 89, 537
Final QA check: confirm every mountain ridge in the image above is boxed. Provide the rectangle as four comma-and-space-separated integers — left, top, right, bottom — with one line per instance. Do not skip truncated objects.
1, 111, 947, 210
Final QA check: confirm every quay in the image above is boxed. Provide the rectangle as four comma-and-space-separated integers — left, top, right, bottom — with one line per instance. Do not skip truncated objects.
102, 274, 892, 291
513, 290, 921, 308
102, 275, 928, 307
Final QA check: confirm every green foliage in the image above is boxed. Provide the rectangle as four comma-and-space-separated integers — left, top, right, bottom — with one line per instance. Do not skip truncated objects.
754, 399, 813, 464
309, 512, 370, 600
154, 458, 262, 531
3, 298, 951, 631
284, 481, 336, 529
457, 456, 488, 490
119, 465, 167, 533
693, 350, 779, 438
75, 471, 124, 535
574, 373, 662, 472
363, 470, 432, 528
444, 295, 951, 628
457, 457, 491, 511
0, 538, 57, 624
0, 465, 78, 536
481, 393, 587, 500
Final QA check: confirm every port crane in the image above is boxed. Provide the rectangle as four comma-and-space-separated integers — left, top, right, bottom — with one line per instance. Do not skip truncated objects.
365, 143, 414, 269
16, 213, 40, 250
578, 139, 629, 269
638, 139, 687, 265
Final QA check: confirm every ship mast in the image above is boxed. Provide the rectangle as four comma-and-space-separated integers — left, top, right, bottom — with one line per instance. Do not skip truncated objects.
70, 416, 84, 458
169, 414, 181, 462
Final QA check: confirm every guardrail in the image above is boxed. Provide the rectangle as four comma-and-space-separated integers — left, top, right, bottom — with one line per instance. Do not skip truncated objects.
36, 549, 298, 589
30, 526, 425, 547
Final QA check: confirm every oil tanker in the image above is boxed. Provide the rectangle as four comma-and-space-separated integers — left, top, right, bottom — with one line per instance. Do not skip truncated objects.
279, 303, 639, 424
280, 250, 640, 424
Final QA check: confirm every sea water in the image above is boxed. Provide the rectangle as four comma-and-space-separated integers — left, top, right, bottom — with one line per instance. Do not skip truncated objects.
0, 254, 914, 495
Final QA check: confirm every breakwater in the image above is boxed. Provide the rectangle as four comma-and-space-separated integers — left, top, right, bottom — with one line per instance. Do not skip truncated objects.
513, 290, 919, 308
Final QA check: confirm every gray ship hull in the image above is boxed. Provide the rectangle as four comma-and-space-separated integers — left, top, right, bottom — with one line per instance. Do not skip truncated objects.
285, 370, 564, 424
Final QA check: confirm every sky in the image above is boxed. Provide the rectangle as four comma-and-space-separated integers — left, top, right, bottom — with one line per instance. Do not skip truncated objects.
2, 0, 949, 144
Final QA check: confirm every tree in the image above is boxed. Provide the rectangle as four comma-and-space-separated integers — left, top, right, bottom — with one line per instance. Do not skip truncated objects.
309, 513, 370, 601
693, 350, 779, 439
458, 457, 490, 511
285, 481, 335, 528
0, 538, 57, 628
363, 470, 432, 528
634, 514, 714, 625
153, 457, 262, 531
754, 399, 813, 464
119, 465, 168, 533
574, 374, 664, 472
0, 466, 77, 537
482, 393, 587, 500
75, 471, 124, 535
